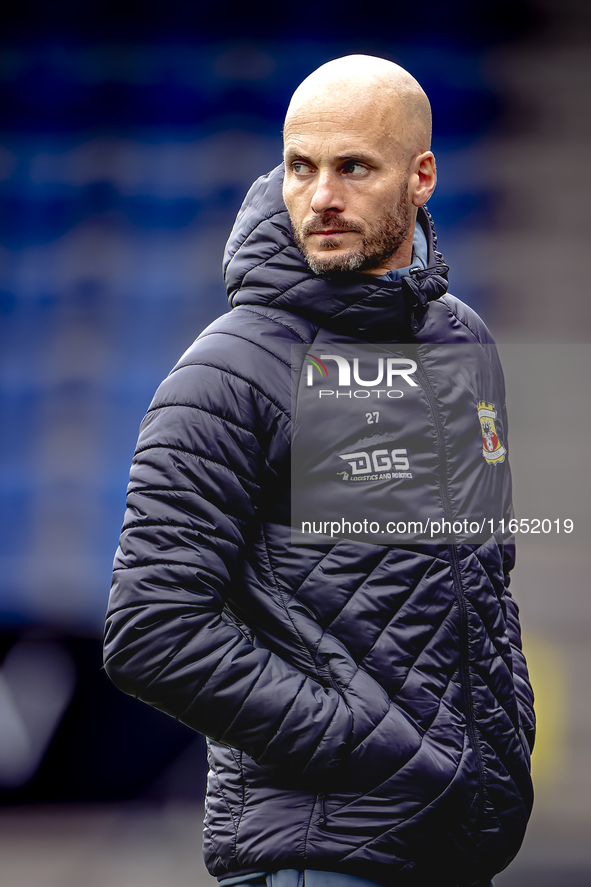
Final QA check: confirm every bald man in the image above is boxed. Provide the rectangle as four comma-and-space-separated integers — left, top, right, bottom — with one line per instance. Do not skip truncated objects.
105, 56, 534, 887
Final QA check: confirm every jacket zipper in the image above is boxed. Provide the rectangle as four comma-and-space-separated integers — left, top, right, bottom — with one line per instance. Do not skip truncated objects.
413, 350, 487, 818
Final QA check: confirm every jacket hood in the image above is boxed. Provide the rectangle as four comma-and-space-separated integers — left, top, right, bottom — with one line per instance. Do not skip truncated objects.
223, 163, 449, 339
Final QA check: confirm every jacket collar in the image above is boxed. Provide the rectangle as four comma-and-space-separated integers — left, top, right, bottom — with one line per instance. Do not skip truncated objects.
224, 164, 449, 340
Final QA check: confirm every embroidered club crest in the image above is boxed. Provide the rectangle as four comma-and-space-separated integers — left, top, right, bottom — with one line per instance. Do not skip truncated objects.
477, 401, 507, 465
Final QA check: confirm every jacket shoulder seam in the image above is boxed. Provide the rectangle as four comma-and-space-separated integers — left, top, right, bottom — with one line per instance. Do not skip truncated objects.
166, 363, 291, 422
198, 326, 295, 369
235, 304, 310, 343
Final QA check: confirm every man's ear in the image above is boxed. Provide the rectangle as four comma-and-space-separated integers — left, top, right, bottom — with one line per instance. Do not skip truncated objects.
411, 152, 437, 207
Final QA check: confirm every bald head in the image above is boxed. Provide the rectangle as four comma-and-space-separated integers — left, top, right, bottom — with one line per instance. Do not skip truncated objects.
284, 55, 432, 161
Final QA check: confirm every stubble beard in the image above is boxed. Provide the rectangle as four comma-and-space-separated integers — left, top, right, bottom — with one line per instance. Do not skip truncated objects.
292, 184, 412, 276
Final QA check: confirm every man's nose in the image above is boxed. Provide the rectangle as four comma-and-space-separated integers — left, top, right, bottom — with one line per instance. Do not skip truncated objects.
310, 170, 345, 215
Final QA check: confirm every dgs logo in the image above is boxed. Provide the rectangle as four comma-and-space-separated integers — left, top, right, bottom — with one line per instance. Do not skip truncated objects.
339, 448, 409, 475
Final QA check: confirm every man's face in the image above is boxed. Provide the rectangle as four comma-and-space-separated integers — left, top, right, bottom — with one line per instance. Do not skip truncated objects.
282, 100, 416, 276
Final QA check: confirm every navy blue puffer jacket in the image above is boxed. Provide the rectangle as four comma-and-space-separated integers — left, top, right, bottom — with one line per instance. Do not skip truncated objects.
104, 165, 535, 887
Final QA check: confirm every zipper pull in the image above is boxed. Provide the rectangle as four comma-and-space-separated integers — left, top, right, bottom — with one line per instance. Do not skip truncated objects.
317, 791, 327, 827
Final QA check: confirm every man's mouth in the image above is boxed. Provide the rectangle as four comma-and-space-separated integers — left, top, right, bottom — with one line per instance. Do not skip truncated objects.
302, 216, 363, 238
313, 229, 352, 236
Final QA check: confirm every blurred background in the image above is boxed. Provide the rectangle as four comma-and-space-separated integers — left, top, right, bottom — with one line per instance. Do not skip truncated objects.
1, 1, 590, 885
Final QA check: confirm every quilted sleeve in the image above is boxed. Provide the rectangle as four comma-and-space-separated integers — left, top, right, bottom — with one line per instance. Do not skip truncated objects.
103, 347, 352, 784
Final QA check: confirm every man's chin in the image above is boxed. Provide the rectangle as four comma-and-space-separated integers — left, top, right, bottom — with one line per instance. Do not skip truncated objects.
304, 248, 366, 275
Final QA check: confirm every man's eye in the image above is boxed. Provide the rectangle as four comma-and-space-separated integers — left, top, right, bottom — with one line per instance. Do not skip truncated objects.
292, 161, 313, 175
343, 162, 367, 175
